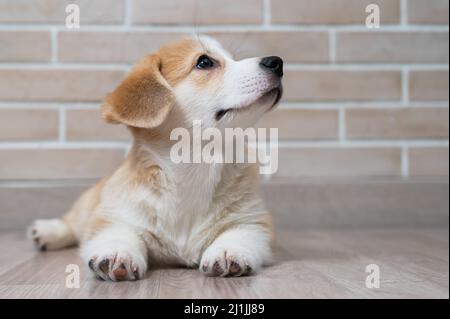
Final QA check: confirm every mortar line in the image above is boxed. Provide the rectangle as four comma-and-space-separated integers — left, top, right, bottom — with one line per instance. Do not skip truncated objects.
329, 29, 336, 64
50, 27, 58, 63
400, 0, 408, 26
401, 146, 410, 178
58, 107, 66, 143
402, 67, 410, 106
263, 0, 271, 26
0, 24, 448, 32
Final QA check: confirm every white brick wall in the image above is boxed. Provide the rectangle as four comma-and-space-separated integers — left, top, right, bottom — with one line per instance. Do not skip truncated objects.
0, 0, 448, 179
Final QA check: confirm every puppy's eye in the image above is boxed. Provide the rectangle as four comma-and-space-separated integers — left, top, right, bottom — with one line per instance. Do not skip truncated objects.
196, 55, 214, 69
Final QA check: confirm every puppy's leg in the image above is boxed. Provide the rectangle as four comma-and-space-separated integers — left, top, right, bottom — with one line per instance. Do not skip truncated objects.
28, 218, 77, 251
81, 225, 148, 281
199, 225, 272, 277
27, 180, 106, 251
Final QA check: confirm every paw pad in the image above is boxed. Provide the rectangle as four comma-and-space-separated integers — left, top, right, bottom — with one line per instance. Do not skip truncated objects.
87, 254, 143, 282
200, 250, 254, 277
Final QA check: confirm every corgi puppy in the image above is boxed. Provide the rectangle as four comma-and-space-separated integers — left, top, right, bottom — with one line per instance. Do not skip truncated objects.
28, 36, 283, 281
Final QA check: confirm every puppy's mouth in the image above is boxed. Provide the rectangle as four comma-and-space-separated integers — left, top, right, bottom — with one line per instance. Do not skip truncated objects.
215, 86, 283, 121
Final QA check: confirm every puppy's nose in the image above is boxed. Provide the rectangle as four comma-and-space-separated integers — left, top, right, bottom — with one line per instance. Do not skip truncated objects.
260, 56, 283, 77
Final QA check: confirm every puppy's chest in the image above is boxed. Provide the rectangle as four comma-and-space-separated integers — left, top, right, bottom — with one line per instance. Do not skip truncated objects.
143, 165, 223, 262
139, 195, 212, 265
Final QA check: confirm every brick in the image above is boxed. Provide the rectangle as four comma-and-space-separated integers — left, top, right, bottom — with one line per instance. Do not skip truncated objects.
66, 109, 130, 141
276, 147, 402, 177
346, 107, 449, 139
0, 0, 124, 24
209, 32, 329, 63
271, 0, 400, 24
0, 149, 125, 179
132, 0, 263, 25
410, 71, 449, 101
336, 32, 449, 63
408, 0, 449, 24
0, 31, 51, 62
0, 69, 125, 102
0, 109, 58, 141
409, 147, 449, 176
257, 108, 338, 139
58, 32, 187, 63
59, 31, 329, 63
283, 70, 401, 102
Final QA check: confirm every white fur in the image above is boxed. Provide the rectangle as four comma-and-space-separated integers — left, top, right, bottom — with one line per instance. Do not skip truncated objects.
200, 226, 273, 276
80, 226, 148, 281
28, 219, 76, 250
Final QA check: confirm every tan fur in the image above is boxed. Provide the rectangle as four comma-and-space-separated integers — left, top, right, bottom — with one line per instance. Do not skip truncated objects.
159, 38, 201, 86
61, 178, 107, 241
102, 54, 176, 128
158, 38, 224, 91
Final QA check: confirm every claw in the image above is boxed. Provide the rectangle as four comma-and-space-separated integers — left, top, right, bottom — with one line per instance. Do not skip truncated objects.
88, 258, 96, 271
212, 261, 224, 276
98, 259, 110, 274
133, 267, 139, 280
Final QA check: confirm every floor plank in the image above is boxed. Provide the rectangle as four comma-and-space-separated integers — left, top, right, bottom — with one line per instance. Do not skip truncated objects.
0, 229, 447, 299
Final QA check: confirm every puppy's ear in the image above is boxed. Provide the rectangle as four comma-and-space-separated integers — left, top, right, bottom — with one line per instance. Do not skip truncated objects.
102, 54, 175, 128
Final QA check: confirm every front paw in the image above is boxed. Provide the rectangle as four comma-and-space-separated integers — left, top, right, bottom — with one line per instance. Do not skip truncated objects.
199, 247, 255, 277
85, 250, 146, 281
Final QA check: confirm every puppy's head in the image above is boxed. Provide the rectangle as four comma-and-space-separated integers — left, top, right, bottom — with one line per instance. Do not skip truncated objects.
103, 36, 283, 131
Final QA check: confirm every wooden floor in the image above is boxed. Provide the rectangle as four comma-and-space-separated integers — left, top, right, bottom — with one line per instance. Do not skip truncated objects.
0, 228, 448, 299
